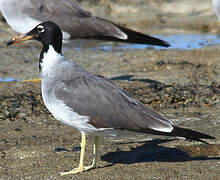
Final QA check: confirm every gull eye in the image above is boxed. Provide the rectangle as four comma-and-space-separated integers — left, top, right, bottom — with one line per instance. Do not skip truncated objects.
37, 25, 44, 33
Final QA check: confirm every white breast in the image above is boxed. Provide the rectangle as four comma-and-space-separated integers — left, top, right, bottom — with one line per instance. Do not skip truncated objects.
41, 46, 92, 132
40, 45, 64, 78
41, 46, 115, 136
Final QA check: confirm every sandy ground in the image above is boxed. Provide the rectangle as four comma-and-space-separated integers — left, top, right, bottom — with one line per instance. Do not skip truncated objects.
0, 0, 220, 179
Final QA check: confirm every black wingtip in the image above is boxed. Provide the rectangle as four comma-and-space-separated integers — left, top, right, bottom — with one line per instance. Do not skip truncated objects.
89, 18, 171, 47
113, 24, 171, 47
157, 40, 170, 48
163, 41, 170, 47
171, 126, 215, 144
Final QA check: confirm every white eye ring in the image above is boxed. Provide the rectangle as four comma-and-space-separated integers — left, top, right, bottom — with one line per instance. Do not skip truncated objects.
37, 25, 44, 33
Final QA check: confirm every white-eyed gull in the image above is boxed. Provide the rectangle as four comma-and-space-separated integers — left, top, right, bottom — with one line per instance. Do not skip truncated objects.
7, 21, 215, 175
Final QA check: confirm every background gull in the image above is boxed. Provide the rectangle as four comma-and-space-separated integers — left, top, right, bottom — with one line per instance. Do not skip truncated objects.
0, 0, 169, 47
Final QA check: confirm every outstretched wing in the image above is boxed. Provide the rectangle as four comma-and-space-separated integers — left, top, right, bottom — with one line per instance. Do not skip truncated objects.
54, 73, 173, 133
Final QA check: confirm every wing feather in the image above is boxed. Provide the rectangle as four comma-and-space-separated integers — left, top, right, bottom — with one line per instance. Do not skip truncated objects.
54, 73, 173, 133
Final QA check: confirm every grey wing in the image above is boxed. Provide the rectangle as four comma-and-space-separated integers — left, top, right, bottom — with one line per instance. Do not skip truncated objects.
22, 0, 127, 39
25, 0, 92, 17
54, 74, 173, 133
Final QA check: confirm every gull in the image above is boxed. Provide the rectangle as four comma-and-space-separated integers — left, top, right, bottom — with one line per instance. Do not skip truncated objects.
7, 21, 214, 175
1, 0, 169, 47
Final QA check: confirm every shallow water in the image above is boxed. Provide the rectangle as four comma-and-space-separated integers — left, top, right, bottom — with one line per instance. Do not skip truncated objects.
160, 34, 220, 50
0, 78, 19, 82
64, 34, 220, 51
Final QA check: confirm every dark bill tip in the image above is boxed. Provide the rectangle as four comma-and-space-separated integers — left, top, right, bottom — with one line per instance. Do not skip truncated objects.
6, 34, 35, 47
7, 39, 15, 46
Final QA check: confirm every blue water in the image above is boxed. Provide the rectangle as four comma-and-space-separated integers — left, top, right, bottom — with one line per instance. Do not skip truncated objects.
157, 34, 220, 50
0, 78, 19, 82
66, 34, 220, 51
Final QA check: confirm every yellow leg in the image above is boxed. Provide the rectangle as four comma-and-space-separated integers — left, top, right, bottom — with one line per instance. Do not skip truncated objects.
84, 136, 98, 170
21, 78, 41, 83
60, 133, 99, 176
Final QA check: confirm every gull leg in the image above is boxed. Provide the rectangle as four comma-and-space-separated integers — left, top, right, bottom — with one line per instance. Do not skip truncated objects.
60, 135, 99, 176
84, 136, 98, 170
60, 132, 87, 176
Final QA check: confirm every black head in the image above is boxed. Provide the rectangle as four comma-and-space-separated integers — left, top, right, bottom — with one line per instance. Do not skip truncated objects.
7, 21, 63, 53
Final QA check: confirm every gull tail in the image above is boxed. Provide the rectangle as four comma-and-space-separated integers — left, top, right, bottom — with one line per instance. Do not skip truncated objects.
91, 19, 170, 47
114, 25, 170, 47
167, 126, 215, 144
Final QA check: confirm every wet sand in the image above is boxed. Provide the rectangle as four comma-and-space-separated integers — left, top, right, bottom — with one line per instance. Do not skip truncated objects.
0, 0, 220, 179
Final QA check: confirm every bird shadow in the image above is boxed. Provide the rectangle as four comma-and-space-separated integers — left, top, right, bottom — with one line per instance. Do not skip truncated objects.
110, 74, 159, 84
110, 75, 171, 88
101, 139, 220, 165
